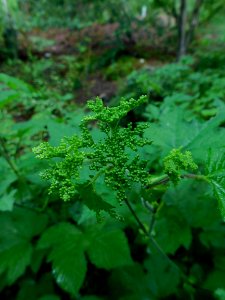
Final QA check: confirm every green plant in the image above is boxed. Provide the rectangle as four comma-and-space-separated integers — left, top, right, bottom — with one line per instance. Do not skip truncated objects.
31, 95, 225, 298
118, 56, 225, 120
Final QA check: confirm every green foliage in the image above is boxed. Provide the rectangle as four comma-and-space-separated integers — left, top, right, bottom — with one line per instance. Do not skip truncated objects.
206, 149, 225, 218
104, 56, 139, 80
30, 87, 225, 299
0, 0, 19, 31
1, 10, 225, 299
0, 208, 47, 286
38, 223, 87, 296
87, 228, 132, 269
0, 73, 33, 108
144, 105, 225, 161
38, 222, 132, 296
144, 253, 180, 298
120, 56, 225, 119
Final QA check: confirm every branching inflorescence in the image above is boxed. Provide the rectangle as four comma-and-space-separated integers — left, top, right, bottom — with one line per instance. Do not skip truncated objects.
33, 96, 151, 203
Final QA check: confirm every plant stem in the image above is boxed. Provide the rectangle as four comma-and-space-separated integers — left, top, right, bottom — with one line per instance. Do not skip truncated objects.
124, 198, 181, 274
141, 197, 156, 234
182, 173, 208, 181
149, 211, 156, 235
147, 173, 208, 189
125, 198, 148, 235
0, 137, 21, 178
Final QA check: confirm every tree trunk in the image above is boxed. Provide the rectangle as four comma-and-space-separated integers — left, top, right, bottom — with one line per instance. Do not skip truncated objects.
177, 0, 187, 60
1, 0, 18, 59
3, 24, 18, 59
186, 0, 203, 47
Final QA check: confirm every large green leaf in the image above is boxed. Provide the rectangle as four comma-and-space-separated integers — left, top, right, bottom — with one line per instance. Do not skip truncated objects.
87, 228, 132, 269
154, 205, 192, 254
109, 263, 153, 300
163, 180, 220, 228
0, 208, 47, 284
0, 208, 48, 249
38, 222, 86, 297
206, 149, 225, 218
144, 253, 180, 298
0, 242, 32, 284
144, 106, 225, 161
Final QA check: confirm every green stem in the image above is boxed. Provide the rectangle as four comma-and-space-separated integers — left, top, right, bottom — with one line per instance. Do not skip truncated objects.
124, 198, 181, 274
147, 173, 209, 189
182, 173, 209, 182
88, 164, 113, 186
141, 197, 156, 234
0, 137, 21, 178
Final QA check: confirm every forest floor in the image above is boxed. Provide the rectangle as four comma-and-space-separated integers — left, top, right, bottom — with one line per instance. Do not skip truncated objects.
15, 22, 174, 104
1, 18, 223, 106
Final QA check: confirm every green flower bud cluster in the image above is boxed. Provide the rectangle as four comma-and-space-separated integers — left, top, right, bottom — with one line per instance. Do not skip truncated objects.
34, 136, 85, 201
33, 96, 150, 203
163, 148, 198, 185
84, 96, 147, 125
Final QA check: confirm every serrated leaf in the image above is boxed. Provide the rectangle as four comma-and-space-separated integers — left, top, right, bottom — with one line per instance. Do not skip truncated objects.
154, 205, 192, 254
0, 208, 48, 249
38, 222, 86, 296
3, 208, 49, 240
87, 229, 132, 269
163, 180, 220, 228
144, 253, 180, 298
0, 208, 48, 284
144, 106, 225, 161
0, 242, 32, 284
206, 149, 225, 218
